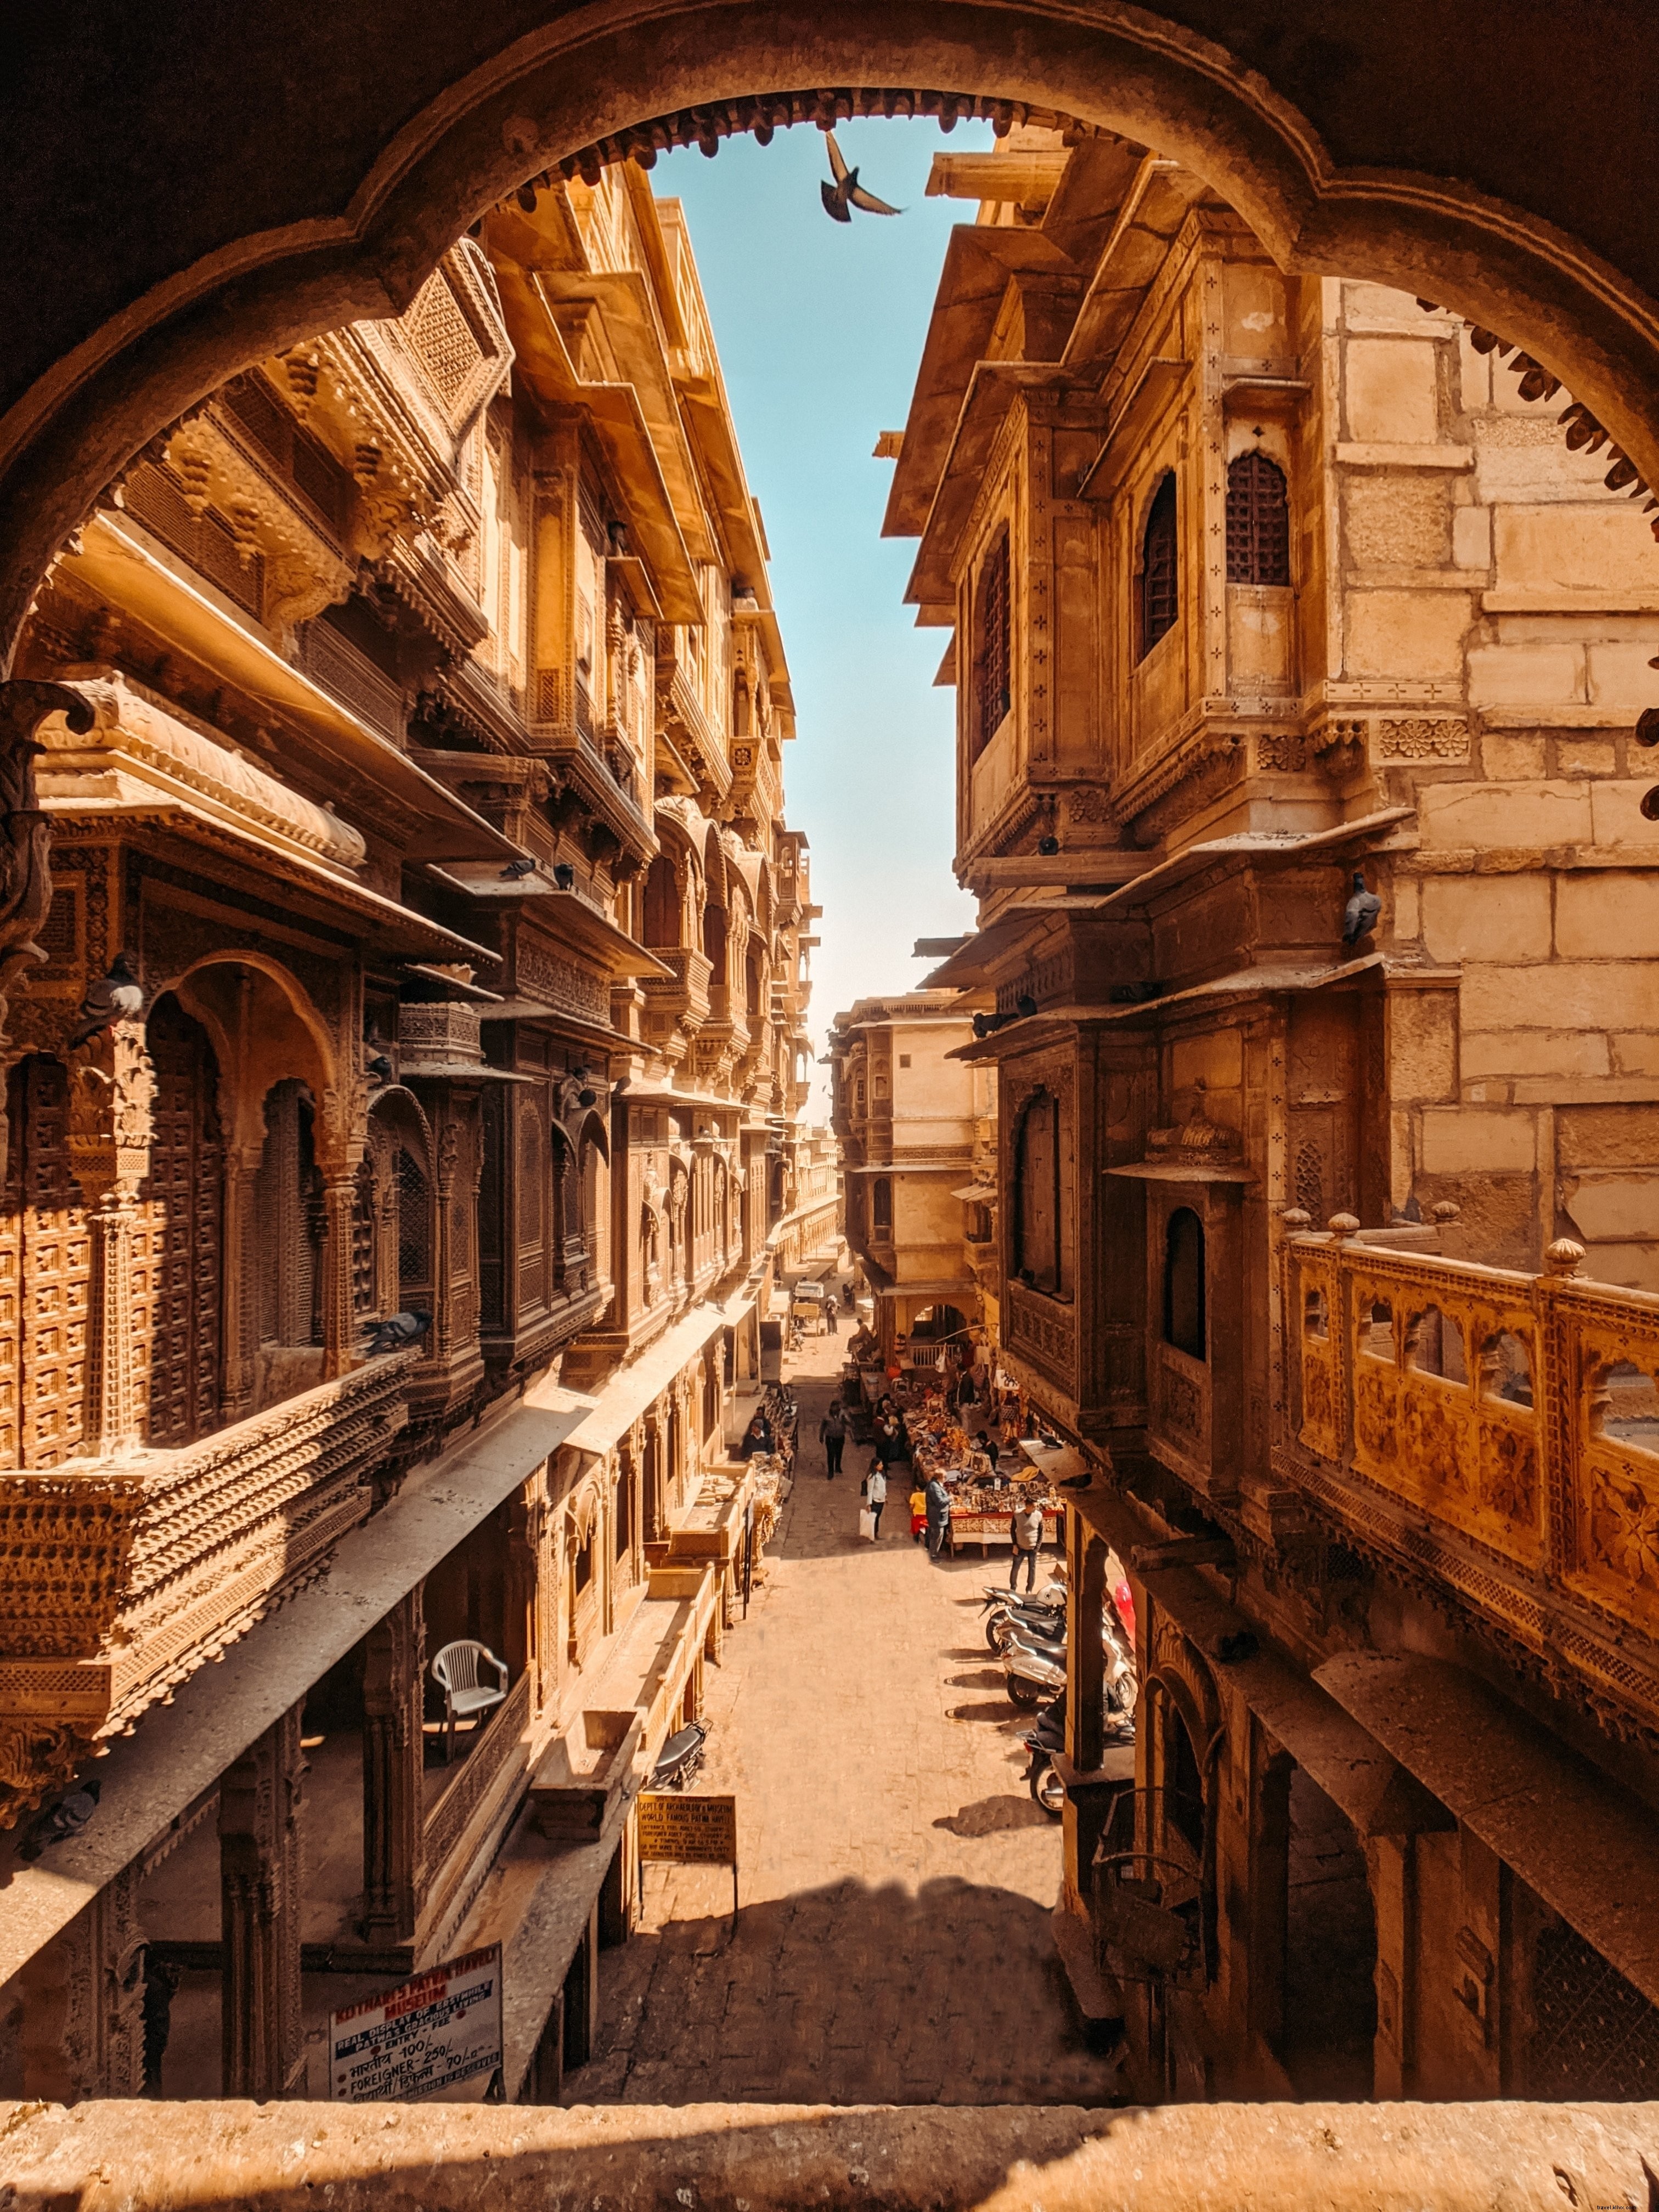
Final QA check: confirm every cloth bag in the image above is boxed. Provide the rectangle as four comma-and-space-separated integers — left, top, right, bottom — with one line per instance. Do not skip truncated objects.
858, 1508, 876, 1541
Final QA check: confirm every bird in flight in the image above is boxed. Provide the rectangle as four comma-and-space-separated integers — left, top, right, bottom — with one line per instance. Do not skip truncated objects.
820, 131, 901, 223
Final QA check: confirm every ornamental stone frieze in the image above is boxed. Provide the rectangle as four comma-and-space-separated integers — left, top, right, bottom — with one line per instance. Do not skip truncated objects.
0, 1351, 415, 1825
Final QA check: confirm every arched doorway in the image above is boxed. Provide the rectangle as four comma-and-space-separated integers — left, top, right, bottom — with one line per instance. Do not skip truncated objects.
4, 8, 1659, 662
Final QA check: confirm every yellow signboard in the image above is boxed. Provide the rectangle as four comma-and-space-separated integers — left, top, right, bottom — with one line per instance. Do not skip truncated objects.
637, 1790, 737, 1866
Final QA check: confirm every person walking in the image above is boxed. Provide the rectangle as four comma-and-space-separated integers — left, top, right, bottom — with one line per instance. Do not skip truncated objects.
910, 1480, 927, 1544
825, 1299, 839, 1336
1008, 1497, 1045, 1590
818, 1399, 846, 1479
924, 1471, 952, 1560
866, 1462, 887, 1537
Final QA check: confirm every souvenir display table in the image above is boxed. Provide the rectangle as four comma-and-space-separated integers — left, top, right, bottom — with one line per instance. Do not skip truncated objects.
898, 1389, 1063, 1555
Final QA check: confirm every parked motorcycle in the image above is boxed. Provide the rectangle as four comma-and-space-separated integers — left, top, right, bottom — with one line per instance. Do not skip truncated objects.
649, 1717, 708, 1791
1024, 1692, 1068, 1816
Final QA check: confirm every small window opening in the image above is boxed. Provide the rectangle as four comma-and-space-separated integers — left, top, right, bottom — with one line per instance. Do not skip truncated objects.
1304, 1286, 1329, 1340
1360, 1299, 1395, 1362
1163, 1207, 1206, 1360
1406, 1304, 1467, 1384
1481, 1329, 1534, 1408
974, 528, 1011, 752
1226, 450, 1291, 585
1595, 1361, 1659, 1454
1139, 472, 1179, 661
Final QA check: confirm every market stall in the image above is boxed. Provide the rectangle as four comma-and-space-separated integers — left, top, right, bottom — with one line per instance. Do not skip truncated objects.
895, 1385, 1064, 1556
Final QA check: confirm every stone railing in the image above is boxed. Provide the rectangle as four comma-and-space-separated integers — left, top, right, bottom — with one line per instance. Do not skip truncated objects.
640, 947, 713, 1040
1283, 1229, 1659, 1733
5, 2095, 1656, 2208
0, 1355, 412, 1824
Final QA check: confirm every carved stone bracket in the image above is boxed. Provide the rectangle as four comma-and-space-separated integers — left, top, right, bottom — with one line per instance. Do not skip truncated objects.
0, 682, 93, 1127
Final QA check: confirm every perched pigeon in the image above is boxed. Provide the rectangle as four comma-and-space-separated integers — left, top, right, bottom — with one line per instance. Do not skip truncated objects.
19, 1778, 101, 1863
500, 855, 538, 880
366, 1054, 394, 1085
362, 1310, 432, 1357
820, 131, 902, 223
70, 952, 143, 1046
1342, 871, 1383, 945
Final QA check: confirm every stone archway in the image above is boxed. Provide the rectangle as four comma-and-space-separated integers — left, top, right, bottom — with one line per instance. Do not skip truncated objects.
3, 2, 1659, 661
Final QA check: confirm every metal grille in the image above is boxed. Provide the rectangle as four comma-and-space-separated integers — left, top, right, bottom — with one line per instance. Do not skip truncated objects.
975, 530, 1011, 746
1139, 473, 1178, 658
138, 997, 223, 1446
405, 269, 481, 412
1226, 450, 1291, 585
1527, 1920, 1659, 2099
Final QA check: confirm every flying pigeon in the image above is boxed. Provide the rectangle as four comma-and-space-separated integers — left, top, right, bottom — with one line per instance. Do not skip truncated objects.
362, 1310, 432, 1357
70, 952, 144, 1047
820, 132, 901, 223
19, 1778, 101, 1863
1342, 871, 1383, 945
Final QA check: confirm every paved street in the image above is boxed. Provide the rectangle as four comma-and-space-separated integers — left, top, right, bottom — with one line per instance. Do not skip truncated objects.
563, 1292, 1116, 2107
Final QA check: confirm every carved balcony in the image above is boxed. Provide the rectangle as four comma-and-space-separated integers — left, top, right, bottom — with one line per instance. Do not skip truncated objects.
0, 1353, 413, 1824
639, 947, 713, 1065
1281, 1232, 1659, 1741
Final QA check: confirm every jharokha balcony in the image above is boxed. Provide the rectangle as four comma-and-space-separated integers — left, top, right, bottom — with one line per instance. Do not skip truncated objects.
0, 1352, 414, 1826
1282, 1226, 1659, 1737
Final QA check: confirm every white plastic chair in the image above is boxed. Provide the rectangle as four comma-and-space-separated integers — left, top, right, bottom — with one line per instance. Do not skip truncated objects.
431, 1640, 509, 1763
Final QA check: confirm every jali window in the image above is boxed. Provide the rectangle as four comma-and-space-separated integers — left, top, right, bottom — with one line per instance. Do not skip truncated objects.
1226, 450, 1290, 585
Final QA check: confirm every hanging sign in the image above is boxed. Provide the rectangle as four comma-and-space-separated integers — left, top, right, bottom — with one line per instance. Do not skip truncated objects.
328, 1943, 504, 2103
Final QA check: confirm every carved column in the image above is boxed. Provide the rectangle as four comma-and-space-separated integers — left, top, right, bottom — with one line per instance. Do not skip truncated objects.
220, 1702, 306, 2099
219, 1143, 262, 1424
15, 1859, 146, 2099
321, 1174, 358, 1378
361, 1588, 425, 1942
69, 1019, 155, 1457
0, 684, 92, 1177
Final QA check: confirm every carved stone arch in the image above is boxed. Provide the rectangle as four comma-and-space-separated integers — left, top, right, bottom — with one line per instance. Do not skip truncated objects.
169, 950, 341, 1161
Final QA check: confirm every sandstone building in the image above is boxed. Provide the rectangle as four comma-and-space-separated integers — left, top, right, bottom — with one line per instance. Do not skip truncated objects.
827, 990, 995, 1364
891, 129, 1659, 2102
0, 167, 831, 2103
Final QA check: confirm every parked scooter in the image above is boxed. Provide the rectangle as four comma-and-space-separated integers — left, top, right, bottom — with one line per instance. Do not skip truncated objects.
1005, 1605, 1139, 1709
649, 1717, 708, 1791
1024, 1692, 1068, 1816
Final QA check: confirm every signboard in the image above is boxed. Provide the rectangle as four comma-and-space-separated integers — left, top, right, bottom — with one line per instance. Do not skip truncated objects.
328, 1944, 503, 2104
637, 1790, 737, 1865
636, 1790, 738, 1926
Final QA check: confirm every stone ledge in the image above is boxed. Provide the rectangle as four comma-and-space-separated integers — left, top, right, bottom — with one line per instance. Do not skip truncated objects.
3, 2097, 1655, 2210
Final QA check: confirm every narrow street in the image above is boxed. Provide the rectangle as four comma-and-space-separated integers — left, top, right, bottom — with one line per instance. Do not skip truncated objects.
563, 1296, 1117, 2107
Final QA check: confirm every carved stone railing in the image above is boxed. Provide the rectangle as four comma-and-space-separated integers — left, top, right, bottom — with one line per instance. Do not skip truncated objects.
421, 1670, 532, 1896
0, 1354, 413, 1824
1005, 1278, 1077, 1386
640, 946, 713, 1053
1283, 1232, 1659, 1737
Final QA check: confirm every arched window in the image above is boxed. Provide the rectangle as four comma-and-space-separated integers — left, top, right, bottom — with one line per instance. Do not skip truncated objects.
614, 1456, 634, 1562
704, 899, 728, 986
551, 1126, 586, 1284
642, 854, 679, 947
1167, 1704, 1206, 1858
1138, 471, 1178, 661
1164, 1207, 1206, 1359
257, 1079, 323, 1350
974, 526, 1011, 754
1013, 1090, 1061, 1293
1226, 450, 1291, 584
871, 1176, 893, 1233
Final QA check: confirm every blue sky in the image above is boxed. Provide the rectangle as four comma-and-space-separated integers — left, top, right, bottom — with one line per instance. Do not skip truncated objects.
652, 119, 992, 1111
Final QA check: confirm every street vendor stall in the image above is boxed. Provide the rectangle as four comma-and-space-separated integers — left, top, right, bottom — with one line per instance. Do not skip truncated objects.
898, 1385, 1064, 1556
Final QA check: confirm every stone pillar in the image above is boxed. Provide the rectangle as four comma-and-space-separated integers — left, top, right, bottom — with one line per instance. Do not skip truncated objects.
321, 1174, 358, 1378
361, 1589, 425, 1943
219, 1145, 262, 1424
220, 1702, 306, 2100
84, 1190, 140, 1454
15, 1862, 146, 2100
1369, 1833, 1416, 2097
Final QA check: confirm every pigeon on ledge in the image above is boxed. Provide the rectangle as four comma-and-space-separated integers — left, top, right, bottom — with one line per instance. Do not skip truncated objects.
366, 1054, 394, 1085
820, 131, 902, 223
70, 952, 144, 1046
500, 856, 538, 879
362, 1310, 432, 1357
1342, 871, 1383, 945
19, 1778, 102, 1863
